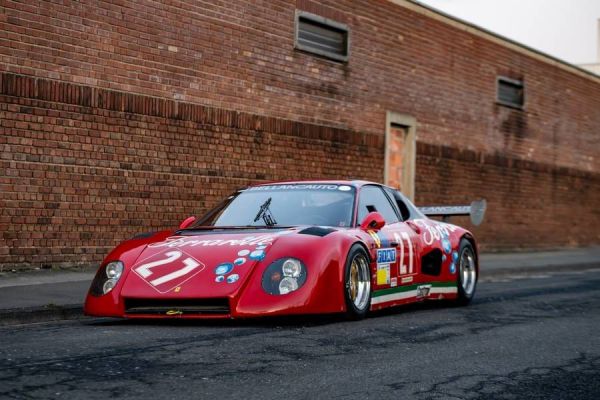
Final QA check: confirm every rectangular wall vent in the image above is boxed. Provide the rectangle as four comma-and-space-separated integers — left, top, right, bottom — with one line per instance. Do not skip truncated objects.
295, 11, 350, 62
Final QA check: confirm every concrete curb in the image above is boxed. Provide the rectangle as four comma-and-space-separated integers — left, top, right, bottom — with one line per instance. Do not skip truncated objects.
0, 304, 84, 327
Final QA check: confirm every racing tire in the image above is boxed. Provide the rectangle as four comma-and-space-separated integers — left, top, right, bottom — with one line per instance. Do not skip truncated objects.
455, 238, 478, 306
344, 244, 372, 319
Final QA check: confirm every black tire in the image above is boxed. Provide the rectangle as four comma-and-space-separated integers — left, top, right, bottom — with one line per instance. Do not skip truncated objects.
344, 244, 372, 319
456, 238, 478, 306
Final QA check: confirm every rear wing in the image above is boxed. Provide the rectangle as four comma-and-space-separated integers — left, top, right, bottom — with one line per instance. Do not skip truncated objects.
418, 199, 487, 226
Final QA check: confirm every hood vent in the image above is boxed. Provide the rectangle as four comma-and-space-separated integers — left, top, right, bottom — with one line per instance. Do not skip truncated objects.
298, 227, 336, 237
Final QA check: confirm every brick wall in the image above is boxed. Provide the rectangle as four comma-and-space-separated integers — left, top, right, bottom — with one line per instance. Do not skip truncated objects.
1, 0, 599, 270
415, 143, 600, 250
0, 73, 383, 270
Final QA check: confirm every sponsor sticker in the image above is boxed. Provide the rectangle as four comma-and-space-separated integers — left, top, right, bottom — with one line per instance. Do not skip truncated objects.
248, 184, 341, 191
390, 277, 398, 287
368, 231, 381, 248
401, 276, 413, 284
377, 248, 396, 264
416, 284, 432, 298
376, 264, 390, 285
149, 235, 275, 249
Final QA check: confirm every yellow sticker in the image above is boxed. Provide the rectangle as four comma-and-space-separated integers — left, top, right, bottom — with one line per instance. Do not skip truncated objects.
174, 286, 181, 293
166, 310, 183, 316
377, 264, 390, 285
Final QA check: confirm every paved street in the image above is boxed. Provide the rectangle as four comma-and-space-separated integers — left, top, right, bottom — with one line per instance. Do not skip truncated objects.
1, 269, 599, 400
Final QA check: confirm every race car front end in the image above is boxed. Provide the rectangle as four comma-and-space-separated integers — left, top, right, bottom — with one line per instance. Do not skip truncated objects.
84, 228, 349, 320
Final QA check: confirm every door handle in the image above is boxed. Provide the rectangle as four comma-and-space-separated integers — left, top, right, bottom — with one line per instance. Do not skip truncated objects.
406, 221, 421, 234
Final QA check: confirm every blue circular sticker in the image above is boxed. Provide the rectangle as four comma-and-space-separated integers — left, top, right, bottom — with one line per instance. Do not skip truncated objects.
442, 238, 452, 254
215, 275, 225, 283
238, 249, 250, 256
452, 251, 459, 262
227, 274, 239, 284
215, 263, 234, 275
442, 254, 447, 262
450, 263, 456, 274
249, 250, 265, 261
234, 257, 246, 266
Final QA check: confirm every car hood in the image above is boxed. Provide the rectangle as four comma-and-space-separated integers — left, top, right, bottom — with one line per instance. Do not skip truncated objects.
120, 229, 296, 298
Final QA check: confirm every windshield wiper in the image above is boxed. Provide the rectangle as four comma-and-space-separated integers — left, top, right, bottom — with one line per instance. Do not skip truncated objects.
253, 197, 278, 227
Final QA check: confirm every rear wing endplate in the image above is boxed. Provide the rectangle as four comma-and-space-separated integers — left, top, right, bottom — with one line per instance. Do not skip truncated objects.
418, 199, 487, 226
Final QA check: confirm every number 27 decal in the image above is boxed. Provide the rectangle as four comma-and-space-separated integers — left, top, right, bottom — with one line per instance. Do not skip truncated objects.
133, 250, 204, 293
394, 232, 414, 274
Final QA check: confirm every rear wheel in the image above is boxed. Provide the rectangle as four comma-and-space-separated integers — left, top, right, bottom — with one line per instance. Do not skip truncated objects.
344, 244, 372, 319
456, 238, 477, 305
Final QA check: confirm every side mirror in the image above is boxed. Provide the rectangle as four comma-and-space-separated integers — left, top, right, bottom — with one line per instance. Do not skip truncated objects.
359, 212, 385, 231
179, 216, 196, 230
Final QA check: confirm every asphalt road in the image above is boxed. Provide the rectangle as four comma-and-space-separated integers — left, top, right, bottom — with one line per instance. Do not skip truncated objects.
1, 270, 599, 400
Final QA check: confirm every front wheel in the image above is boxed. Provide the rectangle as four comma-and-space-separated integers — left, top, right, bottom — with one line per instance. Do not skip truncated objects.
344, 244, 372, 319
456, 238, 478, 306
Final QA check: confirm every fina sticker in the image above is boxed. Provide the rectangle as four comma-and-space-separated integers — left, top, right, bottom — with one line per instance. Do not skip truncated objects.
377, 264, 390, 285
377, 248, 396, 264
401, 276, 413, 284
390, 277, 398, 287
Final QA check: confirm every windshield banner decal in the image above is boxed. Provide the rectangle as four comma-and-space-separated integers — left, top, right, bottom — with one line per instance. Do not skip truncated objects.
247, 184, 345, 191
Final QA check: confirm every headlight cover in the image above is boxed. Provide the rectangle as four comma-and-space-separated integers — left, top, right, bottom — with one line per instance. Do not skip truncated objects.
261, 258, 307, 295
90, 261, 125, 296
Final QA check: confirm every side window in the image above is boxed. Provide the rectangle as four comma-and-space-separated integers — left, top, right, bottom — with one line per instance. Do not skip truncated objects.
383, 187, 407, 221
393, 192, 411, 221
394, 190, 425, 220
357, 186, 399, 224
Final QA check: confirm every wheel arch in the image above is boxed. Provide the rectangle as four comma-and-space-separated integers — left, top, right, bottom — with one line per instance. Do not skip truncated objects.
352, 240, 372, 262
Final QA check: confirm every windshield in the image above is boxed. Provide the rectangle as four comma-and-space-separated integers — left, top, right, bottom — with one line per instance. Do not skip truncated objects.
194, 184, 356, 228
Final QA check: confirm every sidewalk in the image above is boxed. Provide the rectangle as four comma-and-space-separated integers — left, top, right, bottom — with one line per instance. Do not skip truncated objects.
480, 246, 600, 274
0, 269, 94, 326
0, 247, 599, 325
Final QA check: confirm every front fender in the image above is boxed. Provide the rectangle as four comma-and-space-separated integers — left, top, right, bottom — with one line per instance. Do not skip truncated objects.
234, 231, 362, 317
84, 230, 173, 316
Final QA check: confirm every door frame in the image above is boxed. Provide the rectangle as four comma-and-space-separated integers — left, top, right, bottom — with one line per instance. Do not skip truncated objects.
384, 112, 417, 201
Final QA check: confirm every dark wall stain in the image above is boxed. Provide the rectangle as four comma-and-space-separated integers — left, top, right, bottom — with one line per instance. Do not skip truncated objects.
500, 109, 528, 139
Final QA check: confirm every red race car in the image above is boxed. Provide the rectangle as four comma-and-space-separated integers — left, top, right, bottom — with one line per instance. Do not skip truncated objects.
84, 181, 486, 320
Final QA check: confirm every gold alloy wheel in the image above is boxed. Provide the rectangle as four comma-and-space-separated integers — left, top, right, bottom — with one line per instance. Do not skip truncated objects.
347, 253, 371, 311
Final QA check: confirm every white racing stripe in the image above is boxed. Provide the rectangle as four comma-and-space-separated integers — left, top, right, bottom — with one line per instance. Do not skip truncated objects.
371, 286, 457, 305
371, 290, 418, 305
430, 287, 458, 294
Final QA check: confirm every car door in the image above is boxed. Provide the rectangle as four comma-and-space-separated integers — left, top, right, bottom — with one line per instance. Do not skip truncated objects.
382, 187, 421, 287
356, 185, 417, 290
